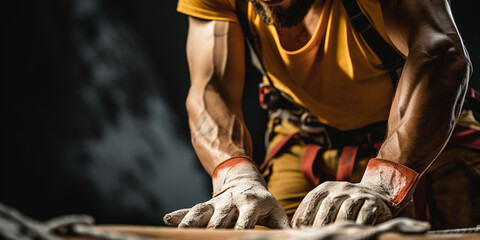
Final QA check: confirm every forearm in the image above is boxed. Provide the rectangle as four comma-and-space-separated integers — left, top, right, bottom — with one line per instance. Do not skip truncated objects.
185, 18, 253, 175
377, 0, 472, 175
377, 39, 470, 174
186, 86, 253, 175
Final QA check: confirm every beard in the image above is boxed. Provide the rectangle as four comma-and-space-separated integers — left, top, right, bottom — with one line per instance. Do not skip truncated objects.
249, 0, 315, 28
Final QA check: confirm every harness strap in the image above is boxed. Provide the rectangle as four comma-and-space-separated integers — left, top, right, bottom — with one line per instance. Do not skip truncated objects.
467, 87, 480, 101
260, 132, 300, 171
235, 0, 278, 90
302, 144, 323, 185
450, 125, 480, 150
336, 146, 359, 181
341, 0, 404, 88
260, 132, 324, 185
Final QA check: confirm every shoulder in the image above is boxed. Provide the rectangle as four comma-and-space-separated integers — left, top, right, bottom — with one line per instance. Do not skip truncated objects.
177, 0, 238, 22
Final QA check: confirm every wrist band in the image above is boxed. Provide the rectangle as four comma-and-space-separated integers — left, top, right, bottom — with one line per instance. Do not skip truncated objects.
361, 158, 419, 208
212, 157, 256, 179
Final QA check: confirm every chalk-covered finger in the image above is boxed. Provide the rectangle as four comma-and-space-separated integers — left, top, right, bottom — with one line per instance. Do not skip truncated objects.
372, 201, 392, 224
179, 203, 214, 228
234, 205, 258, 229
163, 208, 190, 226
292, 191, 328, 228
263, 206, 291, 229
355, 200, 379, 225
336, 198, 366, 222
207, 205, 237, 229
312, 196, 348, 227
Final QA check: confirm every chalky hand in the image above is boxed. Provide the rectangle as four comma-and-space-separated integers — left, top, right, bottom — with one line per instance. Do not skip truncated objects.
164, 158, 290, 229
292, 158, 419, 227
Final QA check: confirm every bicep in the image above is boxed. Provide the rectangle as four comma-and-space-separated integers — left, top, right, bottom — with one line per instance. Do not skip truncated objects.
186, 17, 246, 113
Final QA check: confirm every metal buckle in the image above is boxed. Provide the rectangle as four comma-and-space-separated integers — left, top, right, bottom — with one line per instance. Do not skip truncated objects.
300, 112, 332, 148
258, 82, 279, 110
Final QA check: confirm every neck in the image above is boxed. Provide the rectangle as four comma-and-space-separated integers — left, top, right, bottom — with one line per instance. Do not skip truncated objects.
275, 5, 319, 51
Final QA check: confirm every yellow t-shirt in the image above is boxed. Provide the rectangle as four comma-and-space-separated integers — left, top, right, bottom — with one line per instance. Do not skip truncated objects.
177, 0, 399, 130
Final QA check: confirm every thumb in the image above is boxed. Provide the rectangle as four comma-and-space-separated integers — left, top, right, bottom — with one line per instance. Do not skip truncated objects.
163, 208, 190, 226
263, 207, 291, 229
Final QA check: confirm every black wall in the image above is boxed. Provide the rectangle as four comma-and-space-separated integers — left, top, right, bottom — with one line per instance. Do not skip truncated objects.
1, 0, 478, 225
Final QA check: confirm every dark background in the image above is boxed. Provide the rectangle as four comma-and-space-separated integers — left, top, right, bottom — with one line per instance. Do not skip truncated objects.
2, 0, 479, 225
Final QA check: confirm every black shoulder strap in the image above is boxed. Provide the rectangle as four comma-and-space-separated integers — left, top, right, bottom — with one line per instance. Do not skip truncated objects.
341, 0, 404, 87
235, 0, 279, 89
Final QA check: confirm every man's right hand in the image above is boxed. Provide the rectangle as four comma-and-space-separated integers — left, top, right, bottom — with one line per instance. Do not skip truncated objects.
163, 158, 290, 229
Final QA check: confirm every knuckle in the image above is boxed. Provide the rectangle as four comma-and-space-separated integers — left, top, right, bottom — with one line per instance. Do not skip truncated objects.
193, 202, 208, 209
217, 206, 233, 215
332, 195, 347, 202
215, 202, 235, 214
338, 181, 350, 188
322, 197, 335, 206
323, 181, 334, 186
304, 191, 315, 199
243, 192, 258, 199
240, 192, 266, 203
308, 190, 327, 200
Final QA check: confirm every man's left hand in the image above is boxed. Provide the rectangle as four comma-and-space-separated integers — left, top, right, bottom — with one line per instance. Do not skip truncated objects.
292, 158, 419, 227
292, 181, 392, 227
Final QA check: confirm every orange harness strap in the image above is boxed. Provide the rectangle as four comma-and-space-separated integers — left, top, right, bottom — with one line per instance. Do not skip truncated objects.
302, 144, 323, 185
259, 132, 300, 171
336, 146, 359, 181
450, 125, 480, 150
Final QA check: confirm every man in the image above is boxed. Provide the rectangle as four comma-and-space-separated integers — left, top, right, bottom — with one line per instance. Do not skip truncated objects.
164, 0, 480, 229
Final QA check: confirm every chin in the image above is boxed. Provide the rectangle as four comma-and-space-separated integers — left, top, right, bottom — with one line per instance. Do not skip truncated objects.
259, 0, 289, 7
251, 0, 314, 28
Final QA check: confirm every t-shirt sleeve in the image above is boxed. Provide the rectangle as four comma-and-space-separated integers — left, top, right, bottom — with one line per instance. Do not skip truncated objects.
177, 0, 238, 23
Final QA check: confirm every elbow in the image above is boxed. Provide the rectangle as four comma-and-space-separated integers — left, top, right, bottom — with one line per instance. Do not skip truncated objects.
185, 89, 198, 114
442, 44, 472, 86
414, 35, 471, 89
185, 84, 202, 114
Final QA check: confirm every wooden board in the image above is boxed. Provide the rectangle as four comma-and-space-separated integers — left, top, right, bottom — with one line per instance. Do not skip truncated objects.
65, 225, 480, 240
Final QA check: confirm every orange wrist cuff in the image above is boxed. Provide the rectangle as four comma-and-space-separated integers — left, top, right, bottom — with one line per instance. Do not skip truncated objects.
362, 158, 419, 208
212, 157, 256, 179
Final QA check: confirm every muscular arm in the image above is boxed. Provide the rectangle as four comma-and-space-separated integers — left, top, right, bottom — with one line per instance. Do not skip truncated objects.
292, 0, 472, 227
377, 0, 472, 174
186, 17, 252, 175
163, 17, 290, 229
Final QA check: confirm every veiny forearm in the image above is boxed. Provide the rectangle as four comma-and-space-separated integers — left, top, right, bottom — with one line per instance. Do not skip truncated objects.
186, 18, 253, 175
186, 83, 253, 175
377, 37, 471, 174
376, 0, 473, 175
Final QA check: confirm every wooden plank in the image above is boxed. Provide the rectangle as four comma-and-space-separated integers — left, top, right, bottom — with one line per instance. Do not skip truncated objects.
64, 225, 480, 240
